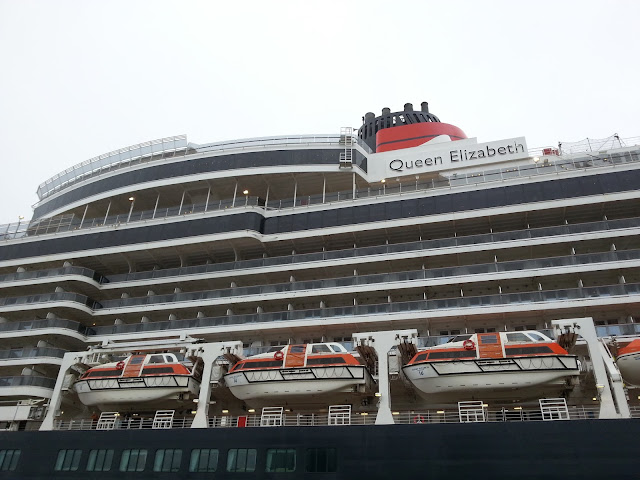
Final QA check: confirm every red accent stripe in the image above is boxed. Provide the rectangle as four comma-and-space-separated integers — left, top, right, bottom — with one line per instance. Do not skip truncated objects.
376, 123, 467, 153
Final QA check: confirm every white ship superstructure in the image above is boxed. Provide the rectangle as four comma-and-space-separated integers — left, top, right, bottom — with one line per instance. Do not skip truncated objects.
1, 101, 640, 430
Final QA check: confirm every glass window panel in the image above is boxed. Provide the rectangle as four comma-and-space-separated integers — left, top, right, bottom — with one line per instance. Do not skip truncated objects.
265, 449, 296, 472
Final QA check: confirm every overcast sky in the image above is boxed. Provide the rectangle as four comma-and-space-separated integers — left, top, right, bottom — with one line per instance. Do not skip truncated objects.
0, 0, 638, 224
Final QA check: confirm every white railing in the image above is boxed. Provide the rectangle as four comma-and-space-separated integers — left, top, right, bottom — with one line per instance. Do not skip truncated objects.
51, 404, 608, 431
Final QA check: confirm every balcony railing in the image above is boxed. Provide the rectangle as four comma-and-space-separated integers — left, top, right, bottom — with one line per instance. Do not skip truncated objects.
0, 376, 56, 389
4, 144, 639, 242
98, 249, 640, 310
88, 282, 640, 336
0, 347, 67, 361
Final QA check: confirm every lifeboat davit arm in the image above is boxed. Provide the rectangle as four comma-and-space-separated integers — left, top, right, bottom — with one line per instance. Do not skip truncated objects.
552, 318, 630, 419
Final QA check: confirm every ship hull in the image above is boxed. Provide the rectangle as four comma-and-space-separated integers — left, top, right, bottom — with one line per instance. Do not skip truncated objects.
1, 420, 639, 479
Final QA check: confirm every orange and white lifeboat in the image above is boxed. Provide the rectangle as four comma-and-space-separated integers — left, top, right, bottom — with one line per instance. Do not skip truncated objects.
224, 343, 374, 403
402, 331, 579, 399
74, 353, 201, 407
616, 339, 640, 387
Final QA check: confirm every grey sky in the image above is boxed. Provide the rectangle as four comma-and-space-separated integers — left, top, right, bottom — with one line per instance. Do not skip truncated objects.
1, 0, 638, 224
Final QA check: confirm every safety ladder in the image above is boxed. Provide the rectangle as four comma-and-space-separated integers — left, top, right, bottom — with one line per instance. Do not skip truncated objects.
339, 127, 353, 168
260, 406, 284, 427
539, 398, 570, 421
458, 401, 486, 423
328, 405, 351, 425
152, 410, 175, 429
96, 412, 119, 430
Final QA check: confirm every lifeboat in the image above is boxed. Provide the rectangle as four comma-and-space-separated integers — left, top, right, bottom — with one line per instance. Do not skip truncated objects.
74, 353, 202, 408
224, 343, 375, 404
616, 339, 640, 387
402, 331, 580, 400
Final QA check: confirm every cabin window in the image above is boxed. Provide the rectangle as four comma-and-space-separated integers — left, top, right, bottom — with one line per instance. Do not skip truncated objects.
86, 449, 114, 472
479, 334, 499, 344
506, 333, 532, 343
290, 345, 305, 354
311, 345, 331, 353
148, 355, 166, 364
226, 449, 257, 472
189, 449, 219, 472
305, 448, 337, 473
119, 449, 148, 472
154, 449, 182, 472
54, 449, 82, 471
242, 360, 283, 368
0, 450, 20, 471
265, 449, 296, 472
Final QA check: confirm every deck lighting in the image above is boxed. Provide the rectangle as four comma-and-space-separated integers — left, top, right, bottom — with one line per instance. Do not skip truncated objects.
392, 412, 400, 415
242, 190, 249, 195
193, 398, 199, 403
482, 404, 488, 407
191, 410, 197, 414
436, 410, 445, 414
592, 397, 598, 401
128, 196, 135, 201
513, 407, 522, 410
222, 409, 229, 414
248, 409, 255, 413
360, 412, 368, 416
381, 179, 386, 183
533, 156, 540, 163
374, 392, 382, 397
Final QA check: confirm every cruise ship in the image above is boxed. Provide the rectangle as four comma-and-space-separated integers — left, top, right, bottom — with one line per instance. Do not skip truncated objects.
1, 101, 640, 478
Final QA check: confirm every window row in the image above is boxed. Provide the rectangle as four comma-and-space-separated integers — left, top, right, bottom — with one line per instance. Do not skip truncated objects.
54, 447, 337, 473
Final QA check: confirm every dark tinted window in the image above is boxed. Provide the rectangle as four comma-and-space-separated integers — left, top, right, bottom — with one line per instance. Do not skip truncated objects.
0, 450, 20, 471
55, 449, 82, 471
86, 449, 113, 472
305, 448, 337, 473
265, 449, 296, 472
189, 449, 218, 472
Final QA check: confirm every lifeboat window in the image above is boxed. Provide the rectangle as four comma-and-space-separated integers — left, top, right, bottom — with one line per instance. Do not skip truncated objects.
54, 449, 82, 472
414, 353, 428, 362
447, 335, 472, 343
265, 449, 296, 472
189, 449, 218, 472
86, 449, 114, 472
428, 350, 477, 360
479, 334, 499, 344
528, 333, 547, 342
87, 369, 123, 377
290, 345, 306, 354
506, 346, 554, 356
129, 356, 145, 365
0, 450, 21, 471
307, 357, 347, 365
148, 355, 166, 364
119, 449, 148, 472
311, 345, 331, 353
153, 449, 182, 473
506, 333, 532, 343
142, 367, 175, 375
305, 448, 337, 473
242, 360, 283, 368
226, 448, 257, 473
329, 343, 347, 353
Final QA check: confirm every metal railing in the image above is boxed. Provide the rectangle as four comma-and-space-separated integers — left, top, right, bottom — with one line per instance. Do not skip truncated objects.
52, 404, 612, 431
0, 266, 103, 285
0, 376, 56, 389
98, 249, 640, 310
0, 347, 66, 360
89, 282, 640, 336
0, 317, 86, 335
37, 135, 189, 201
4, 143, 639, 242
